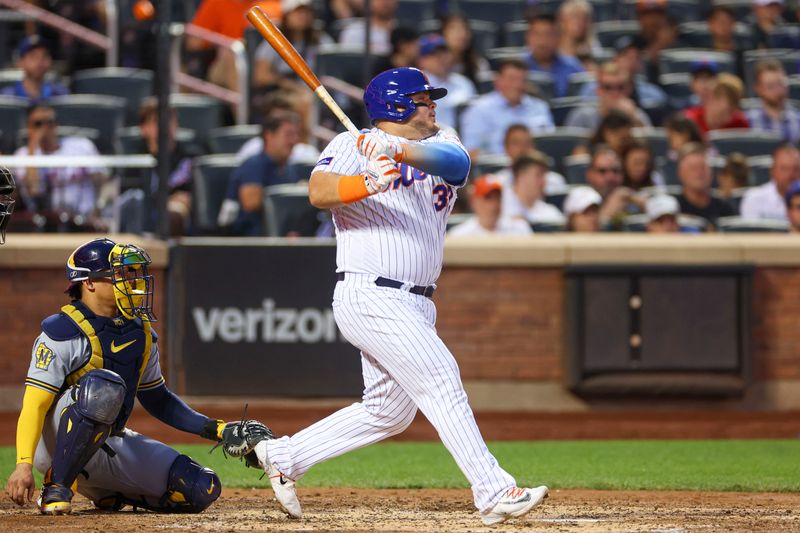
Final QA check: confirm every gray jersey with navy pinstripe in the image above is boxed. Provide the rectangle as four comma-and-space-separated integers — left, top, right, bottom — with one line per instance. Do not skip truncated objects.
314, 128, 466, 286
265, 127, 519, 514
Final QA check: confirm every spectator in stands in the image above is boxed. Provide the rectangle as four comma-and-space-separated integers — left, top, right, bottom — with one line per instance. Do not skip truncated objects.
441, 14, 490, 85
574, 109, 635, 157
253, 0, 333, 90
785, 181, 800, 233
448, 175, 531, 237
578, 35, 667, 111
564, 185, 602, 232
688, 60, 719, 108
1, 36, 68, 103
495, 124, 568, 194
338, 0, 397, 55
237, 90, 320, 163
586, 145, 643, 226
665, 113, 705, 160
525, 14, 584, 98
622, 139, 664, 191
645, 194, 681, 233
12, 103, 107, 229
675, 143, 735, 226
501, 151, 565, 225
416, 34, 476, 131
750, 0, 786, 48
565, 62, 652, 130
460, 59, 554, 157
746, 60, 800, 145
118, 98, 196, 236
716, 153, 751, 199
740, 144, 800, 220
221, 110, 302, 235
557, 0, 602, 60
637, 1, 679, 84
186, 0, 282, 90
371, 27, 420, 77
707, 5, 745, 78
684, 73, 749, 136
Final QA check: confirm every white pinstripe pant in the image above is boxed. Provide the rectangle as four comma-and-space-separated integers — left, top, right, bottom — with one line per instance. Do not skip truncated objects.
266, 273, 516, 512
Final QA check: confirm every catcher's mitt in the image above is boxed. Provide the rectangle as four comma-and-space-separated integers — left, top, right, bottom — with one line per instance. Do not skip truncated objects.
220, 419, 274, 468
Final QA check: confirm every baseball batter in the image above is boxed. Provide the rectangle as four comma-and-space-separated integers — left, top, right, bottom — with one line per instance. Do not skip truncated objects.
253, 68, 548, 526
5, 238, 235, 514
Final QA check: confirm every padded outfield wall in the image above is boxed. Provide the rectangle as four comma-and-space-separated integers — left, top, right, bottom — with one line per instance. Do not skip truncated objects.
0, 234, 799, 411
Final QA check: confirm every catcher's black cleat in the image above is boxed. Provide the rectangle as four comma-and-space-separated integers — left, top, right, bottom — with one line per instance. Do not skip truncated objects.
38, 483, 73, 515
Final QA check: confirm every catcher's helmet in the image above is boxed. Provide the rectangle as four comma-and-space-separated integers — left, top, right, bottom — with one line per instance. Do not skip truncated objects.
66, 238, 157, 321
0, 167, 16, 245
364, 67, 447, 124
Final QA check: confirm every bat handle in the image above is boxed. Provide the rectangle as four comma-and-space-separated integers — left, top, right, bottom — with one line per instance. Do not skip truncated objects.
314, 86, 361, 138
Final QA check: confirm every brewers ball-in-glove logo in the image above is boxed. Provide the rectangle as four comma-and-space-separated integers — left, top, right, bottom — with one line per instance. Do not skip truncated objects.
34, 343, 55, 370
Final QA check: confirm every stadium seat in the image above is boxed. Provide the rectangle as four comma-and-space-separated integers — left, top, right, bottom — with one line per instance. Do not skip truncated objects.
169, 94, 224, 150
623, 214, 648, 232
712, 0, 753, 20
595, 21, 640, 48
49, 94, 126, 154
116, 126, 199, 155
619, 0, 701, 23
726, 187, 749, 214
446, 212, 472, 232
456, 0, 525, 27
534, 128, 591, 176
767, 24, 800, 50
472, 154, 510, 177
484, 47, 527, 71
0, 95, 27, 152
678, 22, 753, 49
503, 20, 528, 48
657, 158, 680, 186
289, 158, 319, 182
790, 77, 800, 101
565, 71, 595, 97
659, 49, 736, 76
564, 154, 590, 185
0, 69, 22, 92
71, 68, 153, 125
316, 44, 384, 88
678, 214, 709, 232
396, 0, 437, 28
192, 154, 238, 234
17, 126, 100, 147
549, 97, 587, 127
263, 183, 321, 237
659, 73, 695, 112
530, 220, 566, 232
717, 216, 789, 233
418, 19, 499, 53
746, 155, 773, 187
475, 70, 554, 101
632, 128, 669, 158
544, 190, 569, 212
209, 125, 261, 155
708, 130, 783, 158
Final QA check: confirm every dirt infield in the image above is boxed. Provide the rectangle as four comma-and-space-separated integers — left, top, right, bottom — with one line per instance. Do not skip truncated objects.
1, 488, 798, 532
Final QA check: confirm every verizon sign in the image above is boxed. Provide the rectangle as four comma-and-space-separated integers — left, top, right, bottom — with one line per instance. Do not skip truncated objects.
169, 241, 362, 397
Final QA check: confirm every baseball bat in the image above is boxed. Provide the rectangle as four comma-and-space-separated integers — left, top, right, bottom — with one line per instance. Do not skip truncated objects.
246, 6, 360, 138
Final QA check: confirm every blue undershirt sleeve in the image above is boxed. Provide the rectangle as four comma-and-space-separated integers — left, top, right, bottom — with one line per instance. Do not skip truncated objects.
137, 384, 210, 437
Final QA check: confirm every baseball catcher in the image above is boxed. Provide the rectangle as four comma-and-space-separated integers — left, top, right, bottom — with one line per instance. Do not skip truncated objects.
4, 237, 274, 514
0, 166, 15, 244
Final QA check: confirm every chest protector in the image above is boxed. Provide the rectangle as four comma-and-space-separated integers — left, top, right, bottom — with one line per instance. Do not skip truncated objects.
61, 301, 152, 431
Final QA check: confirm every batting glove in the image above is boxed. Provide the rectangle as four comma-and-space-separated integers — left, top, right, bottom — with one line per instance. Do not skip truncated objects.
358, 133, 404, 162
364, 155, 401, 194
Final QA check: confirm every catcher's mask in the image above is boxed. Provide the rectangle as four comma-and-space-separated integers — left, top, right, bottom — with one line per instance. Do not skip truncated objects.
66, 239, 157, 322
0, 167, 16, 245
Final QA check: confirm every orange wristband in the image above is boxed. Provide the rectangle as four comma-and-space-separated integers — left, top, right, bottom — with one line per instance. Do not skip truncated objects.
338, 174, 371, 204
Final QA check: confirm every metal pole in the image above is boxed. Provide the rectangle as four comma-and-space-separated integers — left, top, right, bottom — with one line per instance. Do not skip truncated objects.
155, 0, 172, 238
105, 0, 118, 67
362, 0, 371, 88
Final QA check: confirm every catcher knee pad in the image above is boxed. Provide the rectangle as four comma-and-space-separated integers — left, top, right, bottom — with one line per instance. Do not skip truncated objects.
163, 455, 221, 513
49, 370, 125, 489
72, 369, 127, 424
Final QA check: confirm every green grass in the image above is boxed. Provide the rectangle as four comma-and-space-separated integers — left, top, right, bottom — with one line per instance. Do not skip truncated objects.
3, 440, 799, 492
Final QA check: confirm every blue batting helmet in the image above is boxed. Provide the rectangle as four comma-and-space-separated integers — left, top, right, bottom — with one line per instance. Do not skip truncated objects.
364, 67, 447, 124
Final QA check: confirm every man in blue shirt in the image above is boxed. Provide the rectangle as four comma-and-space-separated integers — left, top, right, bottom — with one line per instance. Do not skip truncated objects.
224, 110, 302, 236
460, 59, 554, 156
1, 36, 69, 103
525, 14, 584, 98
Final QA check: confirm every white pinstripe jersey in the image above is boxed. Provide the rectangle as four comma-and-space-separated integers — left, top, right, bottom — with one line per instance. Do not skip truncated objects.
313, 128, 469, 286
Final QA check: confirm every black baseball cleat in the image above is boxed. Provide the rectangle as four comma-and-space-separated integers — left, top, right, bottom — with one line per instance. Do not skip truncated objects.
38, 483, 74, 515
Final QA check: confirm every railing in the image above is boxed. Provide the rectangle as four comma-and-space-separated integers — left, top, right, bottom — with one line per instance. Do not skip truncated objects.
0, 0, 118, 68
169, 23, 249, 125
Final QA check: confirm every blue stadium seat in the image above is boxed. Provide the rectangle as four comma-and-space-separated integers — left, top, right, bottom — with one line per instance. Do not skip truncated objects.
717, 216, 789, 233
0, 95, 27, 152
192, 154, 238, 235
632, 128, 669, 158
595, 21, 640, 48
549, 97, 586, 127
169, 94, 224, 150
209, 125, 261, 155
563, 154, 590, 185
456, 0, 525, 27
396, 0, 437, 28
49, 94, 126, 154
678, 22, 754, 49
472, 154, 510, 177
790, 77, 800, 101
659, 49, 736, 76
709, 130, 783, 158
746, 155, 773, 187
659, 73, 694, 112
534, 128, 591, 175
263, 183, 322, 237
530, 220, 566, 232
316, 44, 384, 88
503, 20, 528, 48
565, 71, 595, 97
71, 68, 153, 125
484, 47, 527, 71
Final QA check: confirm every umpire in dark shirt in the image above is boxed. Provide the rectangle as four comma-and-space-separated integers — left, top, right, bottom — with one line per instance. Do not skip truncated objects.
226, 110, 302, 235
